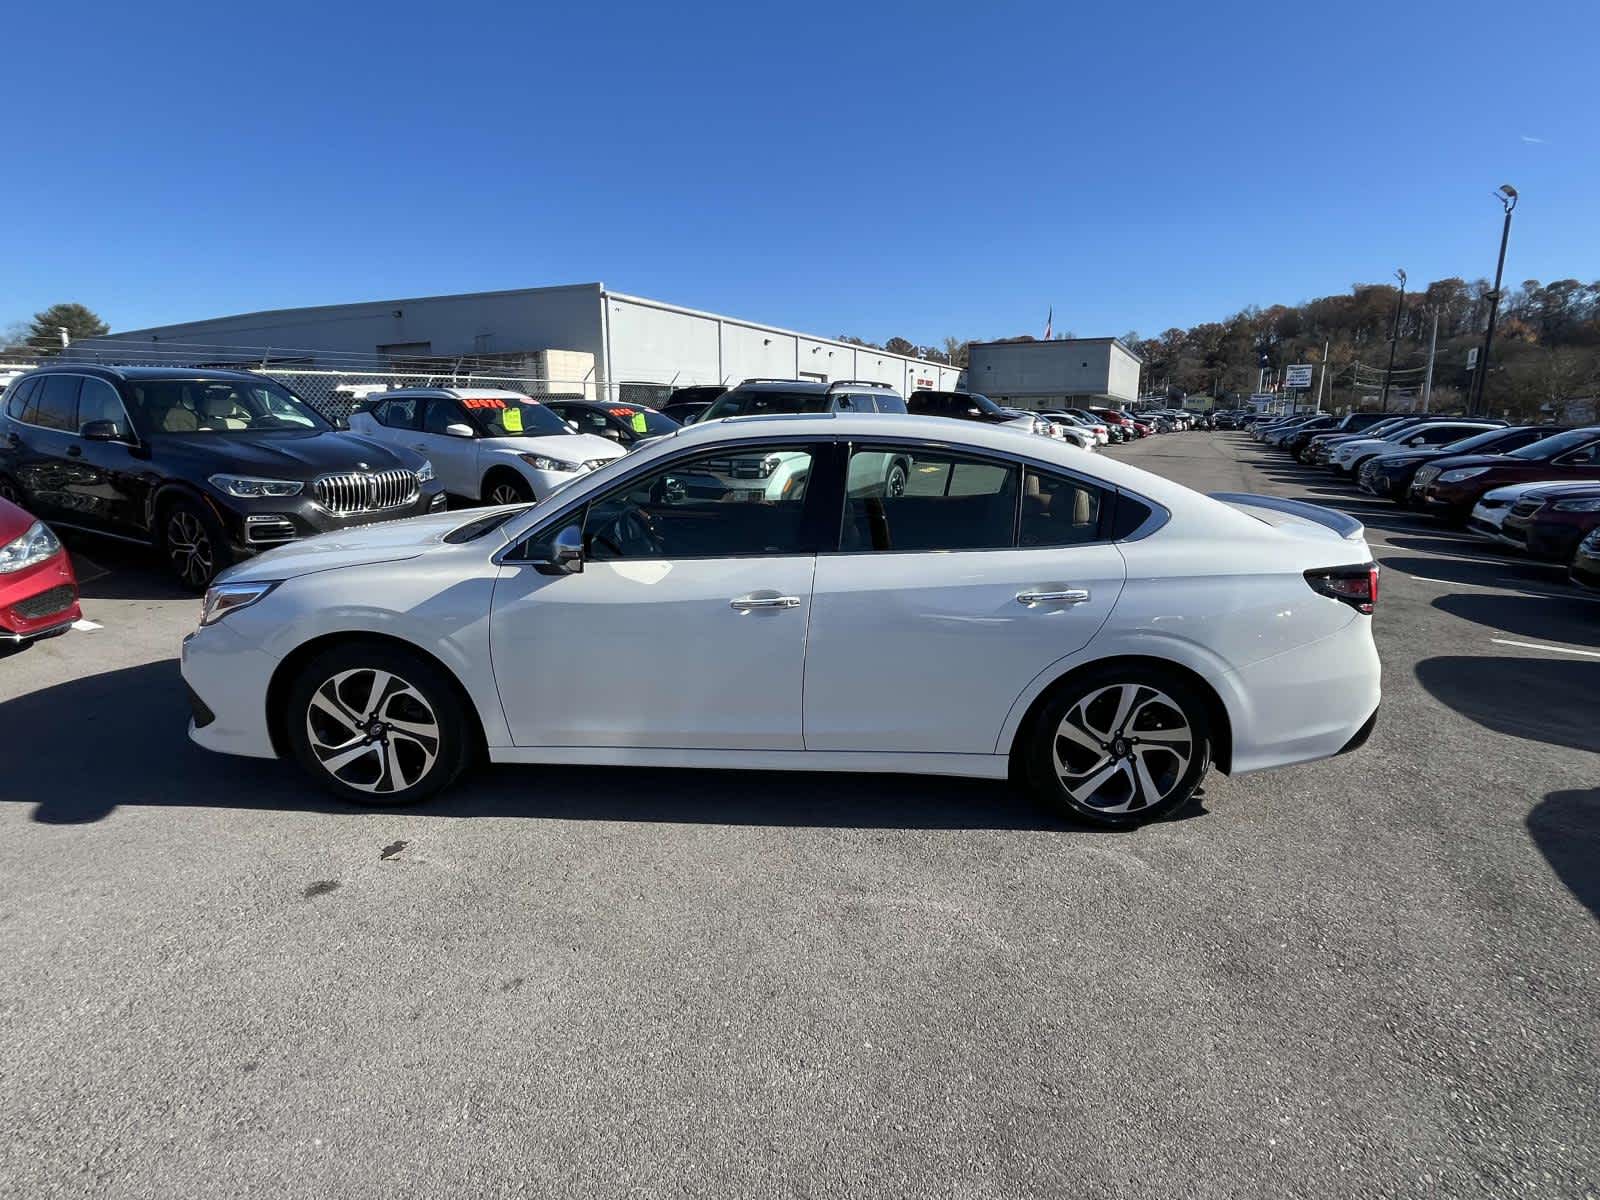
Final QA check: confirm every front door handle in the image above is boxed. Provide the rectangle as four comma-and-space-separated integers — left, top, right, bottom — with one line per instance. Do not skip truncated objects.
729, 594, 801, 611
1016, 588, 1091, 606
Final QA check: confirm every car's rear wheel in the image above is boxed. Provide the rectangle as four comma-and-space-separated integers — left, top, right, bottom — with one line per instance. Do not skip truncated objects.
483, 472, 534, 506
285, 644, 473, 805
1025, 665, 1211, 827
162, 498, 230, 592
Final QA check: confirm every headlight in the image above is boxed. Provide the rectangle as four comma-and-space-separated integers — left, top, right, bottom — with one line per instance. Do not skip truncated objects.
1383, 456, 1424, 468
1552, 497, 1600, 512
209, 474, 303, 498
416, 460, 435, 484
199, 580, 279, 626
1438, 467, 1490, 483
0, 521, 62, 575
518, 453, 577, 473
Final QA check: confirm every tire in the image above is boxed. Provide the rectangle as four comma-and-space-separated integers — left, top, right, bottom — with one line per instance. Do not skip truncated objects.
161, 496, 231, 592
885, 459, 910, 498
0, 475, 23, 506
482, 472, 534, 507
284, 643, 475, 806
1023, 664, 1211, 827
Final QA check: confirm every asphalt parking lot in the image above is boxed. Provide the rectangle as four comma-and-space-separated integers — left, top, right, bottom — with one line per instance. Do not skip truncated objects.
2, 433, 1596, 1199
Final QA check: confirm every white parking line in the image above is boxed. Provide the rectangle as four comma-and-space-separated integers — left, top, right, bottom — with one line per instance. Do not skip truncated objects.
71, 619, 103, 632
1490, 638, 1600, 659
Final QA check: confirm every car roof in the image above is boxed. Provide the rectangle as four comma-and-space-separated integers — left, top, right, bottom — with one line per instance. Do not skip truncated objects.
363, 387, 534, 400
20, 363, 275, 383
727, 379, 830, 394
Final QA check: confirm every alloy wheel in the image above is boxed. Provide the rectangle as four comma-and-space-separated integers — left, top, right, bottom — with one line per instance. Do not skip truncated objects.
1051, 683, 1193, 814
304, 668, 441, 795
886, 465, 908, 498
489, 482, 529, 505
167, 510, 215, 588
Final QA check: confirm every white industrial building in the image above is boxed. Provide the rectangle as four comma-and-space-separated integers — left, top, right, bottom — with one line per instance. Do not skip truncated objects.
966, 338, 1142, 410
101, 283, 965, 401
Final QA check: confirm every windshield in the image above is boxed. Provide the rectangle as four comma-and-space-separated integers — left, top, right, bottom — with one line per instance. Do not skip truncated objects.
463, 395, 573, 438
1508, 428, 1599, 460
609, 405, 679, 436
1432, 427, 1524, 456
127, 378, 330, 435
702, 389, 829, 420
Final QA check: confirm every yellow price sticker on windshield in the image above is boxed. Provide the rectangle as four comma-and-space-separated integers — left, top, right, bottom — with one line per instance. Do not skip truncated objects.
631, 412, 648, 434
503, 407, 524, 433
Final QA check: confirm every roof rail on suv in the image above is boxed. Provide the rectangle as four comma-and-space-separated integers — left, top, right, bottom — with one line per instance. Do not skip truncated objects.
826, 379, 898, 392
736, 378, 816, 387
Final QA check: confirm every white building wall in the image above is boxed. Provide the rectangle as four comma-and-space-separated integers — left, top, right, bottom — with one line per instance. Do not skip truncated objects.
967, 339, 1140, 408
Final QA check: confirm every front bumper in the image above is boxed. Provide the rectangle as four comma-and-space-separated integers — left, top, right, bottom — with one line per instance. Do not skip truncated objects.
0, 551, 81, 641
181, 625, 282, 759
213, 484, 449, 556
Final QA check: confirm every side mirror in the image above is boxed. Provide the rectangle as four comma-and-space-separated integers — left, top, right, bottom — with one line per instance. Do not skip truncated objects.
532, 523, 584, 576
81, 420, 128, 443
567, 420, 581, 433
445, 422, 475, 439
966, 407, 983, 417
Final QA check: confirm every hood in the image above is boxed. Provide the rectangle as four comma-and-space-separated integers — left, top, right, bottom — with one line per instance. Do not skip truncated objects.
215, 507, 493, 583
479, 432, 627, 462
150, 429, 424, 477
1370, 446, 1445, 465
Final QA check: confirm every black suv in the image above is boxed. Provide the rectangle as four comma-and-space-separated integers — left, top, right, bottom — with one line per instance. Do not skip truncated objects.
699, 379, 908, 420
0, 365, 446, 589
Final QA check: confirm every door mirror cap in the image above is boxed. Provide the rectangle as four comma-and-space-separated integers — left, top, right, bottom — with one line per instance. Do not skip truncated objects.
80, 420, 128, 442
445, 422, 475, 439
531, 523, 584, 576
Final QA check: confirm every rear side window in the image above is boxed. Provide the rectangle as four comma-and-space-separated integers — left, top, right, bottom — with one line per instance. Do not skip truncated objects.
874, 393, 908, 414
841, 448, 1017, 552
372, 398, 419, 429
1556, 438, 1600, 466
34, 375, 81, 431
5, 377, 40, 421
1020, 469, 1105, 547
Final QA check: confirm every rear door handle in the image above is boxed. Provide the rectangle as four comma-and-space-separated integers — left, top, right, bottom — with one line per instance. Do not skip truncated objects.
729, 595, 801, 611
1016, 588, 1091, 606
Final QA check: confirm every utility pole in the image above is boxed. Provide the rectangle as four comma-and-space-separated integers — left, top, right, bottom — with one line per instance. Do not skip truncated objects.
1421, 308, 1438, 412
1471, 184, 1518, 415
1379, 268, 1406, 412
1315, 339, 1330, 412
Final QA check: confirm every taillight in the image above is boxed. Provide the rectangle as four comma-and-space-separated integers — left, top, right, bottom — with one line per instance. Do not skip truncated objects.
1304, 563, 1379, 614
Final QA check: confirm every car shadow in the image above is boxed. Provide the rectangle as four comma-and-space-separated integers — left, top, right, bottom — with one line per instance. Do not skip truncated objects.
62, 534, 194, 602
1381, 553, 1572, 591
1431, 592, 1600, 647
1528, 789, 1600, 921
1414, 655, 1600, 754
0, 660, 1203, 831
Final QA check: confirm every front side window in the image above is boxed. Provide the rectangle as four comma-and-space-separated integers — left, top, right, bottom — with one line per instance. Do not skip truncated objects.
841, 447, 1017, 552
701, 390, 829, 420
1509, 428, 1600, 461
423, 398, 469, 435
1555, 439, 1600, 466
581, 445, 816, 560
76, 377, 130, 434
372, 398, 419, 429
126, 378, 328, 435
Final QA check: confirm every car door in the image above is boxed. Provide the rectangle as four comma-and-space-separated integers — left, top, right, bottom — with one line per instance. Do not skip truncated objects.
1, 377, 49, 509
803, 444, 1127, 754
57, 375, 150, 537
413, 396, 479, 497
6, 375, 83, 519
489, 440, 826, 749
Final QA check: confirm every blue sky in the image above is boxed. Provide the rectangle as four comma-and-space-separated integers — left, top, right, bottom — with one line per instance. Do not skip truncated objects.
5, 0, 1597, 346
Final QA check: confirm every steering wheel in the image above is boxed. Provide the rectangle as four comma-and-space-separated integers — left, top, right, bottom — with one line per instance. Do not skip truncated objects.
591, 505, 663, 558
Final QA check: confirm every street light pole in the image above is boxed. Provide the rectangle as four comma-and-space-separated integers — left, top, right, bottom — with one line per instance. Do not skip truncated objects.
1471, 184, 1518, 416
1379, 268, 1406, 413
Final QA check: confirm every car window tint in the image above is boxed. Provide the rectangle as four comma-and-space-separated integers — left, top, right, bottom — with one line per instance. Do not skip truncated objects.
76, 377, 127, 432
374, 398, 418, 429
874, 393, 908, 414
423, 398, 467, 435
562, 407, 617, 438
841, 448, 1018, 552
583, 445, 815, 560
34, 375, 81, 431
5, 377, 39, 421
1558, 439, 1600, 465
1020, 468, 1105, 546
833, 393, 876, 413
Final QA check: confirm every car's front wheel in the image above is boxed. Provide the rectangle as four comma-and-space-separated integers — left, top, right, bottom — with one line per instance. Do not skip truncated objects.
285, 644, 475, 805
482, 472, 534, 506
1025, 666, 1211, 827
162, 498, 231, 592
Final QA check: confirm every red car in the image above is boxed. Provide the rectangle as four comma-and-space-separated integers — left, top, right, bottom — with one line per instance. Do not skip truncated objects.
0, 495, 80, 645
1411, 425, 1600, 523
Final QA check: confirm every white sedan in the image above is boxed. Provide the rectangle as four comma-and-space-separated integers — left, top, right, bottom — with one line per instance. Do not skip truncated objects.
182, 414, 1382, 826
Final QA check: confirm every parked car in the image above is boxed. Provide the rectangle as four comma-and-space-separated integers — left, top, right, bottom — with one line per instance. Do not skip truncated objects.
1035, 415, 1097, 450
348, 388, 625, 507
700, 379, 908, 422
1569, 527, 1600, 591
1307, 415, 1420, 465
1279, 415, 1342, 454
541, 398, 680, 449
907, 389, 1050, 437
1042, 410, 1107, 445
1493, 483, 1600, 560
1087, 406, 1139, 439
0, 494, 80, 646
0, 365, 447, 590
1465, 481, 1577, 540
1412, 426, 1600, 523
182, 413, 1382, 829
1330, 420, 1505, 476
1296, 411, 1391, 461
1357, 426, 1570, 501
660, 385, 726, 426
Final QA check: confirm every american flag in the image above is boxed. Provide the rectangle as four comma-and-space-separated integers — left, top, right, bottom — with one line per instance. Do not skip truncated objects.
1043, 306, 1053, 340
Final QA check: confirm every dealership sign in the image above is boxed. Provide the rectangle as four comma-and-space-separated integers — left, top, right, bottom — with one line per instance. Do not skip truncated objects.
1284, 364, 1314, 390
